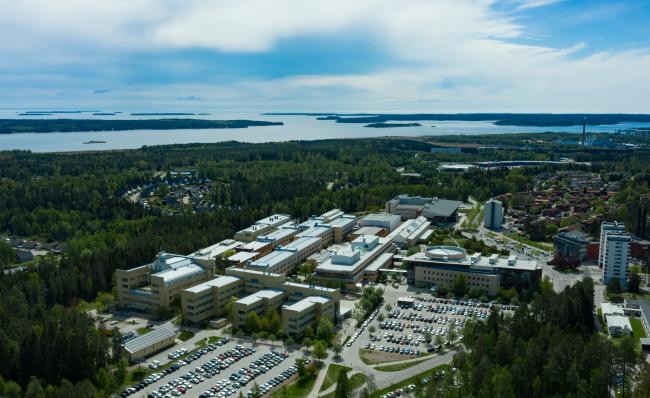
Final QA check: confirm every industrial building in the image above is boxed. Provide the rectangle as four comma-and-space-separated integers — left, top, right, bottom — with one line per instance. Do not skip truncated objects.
483, 199, 503, 230
403, 246, 541, 296
123, 327, 177, 362
600, 221, 630, 288
116, 252, 214, 311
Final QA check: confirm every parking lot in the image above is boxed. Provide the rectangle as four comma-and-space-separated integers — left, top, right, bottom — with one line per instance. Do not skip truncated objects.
345, 286, 515, 362
118, 337, 307, 398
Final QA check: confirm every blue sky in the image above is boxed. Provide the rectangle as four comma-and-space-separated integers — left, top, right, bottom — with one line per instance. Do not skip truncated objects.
1, 0, 650, 112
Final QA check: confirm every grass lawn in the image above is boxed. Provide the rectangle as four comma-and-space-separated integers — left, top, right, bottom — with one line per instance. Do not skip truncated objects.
270, 371, 319, 398
375, 358, 430, 372
320, 364, 352, 391
370, 364, 449, 398
630, 317, 647, 343
178, 330, 195, 341
137, 327, 153, 335
319, 372, 367, 398
349, 373, 367, 389
504, 232, 553, 251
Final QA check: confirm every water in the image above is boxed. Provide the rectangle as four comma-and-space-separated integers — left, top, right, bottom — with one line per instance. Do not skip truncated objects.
1, 110, 648, 152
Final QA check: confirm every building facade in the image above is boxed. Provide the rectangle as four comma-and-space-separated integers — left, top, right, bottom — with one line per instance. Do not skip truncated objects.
403, 246, 541, 296
600, 222, 630, 288
554, 231, 590, 261
483, 199, 504, 230
116, 252, 214, 311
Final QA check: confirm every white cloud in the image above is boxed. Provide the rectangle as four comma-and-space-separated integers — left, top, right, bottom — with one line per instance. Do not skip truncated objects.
0, 0, 648, 112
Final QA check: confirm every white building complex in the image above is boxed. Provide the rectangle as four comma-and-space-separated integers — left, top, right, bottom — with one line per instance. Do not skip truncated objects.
600, 221, 630, 288
483, 199, 504, 230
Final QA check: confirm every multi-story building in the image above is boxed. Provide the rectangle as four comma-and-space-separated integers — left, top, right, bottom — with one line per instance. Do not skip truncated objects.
554, 231, 590, 260
483, 199, 504, 230
116, 252, 214, 311
246, 236, 321, 275
360, 213, 402, 232
314, 235, 394, 291
600, 222, 630, 288
391, 216, 431, 247
403, 246, 541, 296
282, 296, 335, 338
181, 267, 340, 338
234, 214, 292, 242
599, 221, 626, 267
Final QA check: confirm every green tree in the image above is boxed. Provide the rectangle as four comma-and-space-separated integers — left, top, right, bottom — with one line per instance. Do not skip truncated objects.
628, 271, 641, 294
333, 342, 343, 358
334, 368, 352, 398
312, 340, 328, 364
451, 275, 467, 297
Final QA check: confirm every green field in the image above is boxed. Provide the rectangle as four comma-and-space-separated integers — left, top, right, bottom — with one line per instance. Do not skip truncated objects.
504, 232, 553, 251
370, 364, 449, 398
270, 371, 320, 398
178, 330, 195, 341
320, 364, 352, 391
375, 358, 430, 372
136, 327, 152, 335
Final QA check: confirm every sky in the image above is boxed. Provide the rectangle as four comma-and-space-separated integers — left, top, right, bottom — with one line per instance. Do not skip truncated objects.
1, 0, 650, 113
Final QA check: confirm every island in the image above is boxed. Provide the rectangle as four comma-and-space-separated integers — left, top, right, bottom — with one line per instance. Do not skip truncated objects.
364, 122, 422, 128
0, 118, 283, 134
266, 112, 650, 127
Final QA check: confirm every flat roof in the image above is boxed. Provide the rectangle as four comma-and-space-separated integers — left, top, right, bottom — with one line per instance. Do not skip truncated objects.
282, 236, 321, 251
355, 226, 383, 236
241, 240, 273, 251
316, 237, 390, 274
362, 213, 401, 222
154, 262, 206, 284
236, 289, 285, 305
282, 281, 338, 292
329, 216, 357, 228
406, 250, 539, 272
227, 267, 283, 278
365, 253, 394, 272
248, 250, 294, 268
124, 327, 176, 354
601, 302, 625, 316
284, 296, 330, 312
260, 227, 298, 241
228, 251, 259, 263
256, 214, 291, 226
184, 276, 241, 294
192, 240, 243, 259
297, 226, 331, 239
606, 314, 632, 330
423, 199, 463, 218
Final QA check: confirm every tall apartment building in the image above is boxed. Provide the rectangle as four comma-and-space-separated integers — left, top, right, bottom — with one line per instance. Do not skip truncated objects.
600, 221, 630, 288
483, 199, 504, 230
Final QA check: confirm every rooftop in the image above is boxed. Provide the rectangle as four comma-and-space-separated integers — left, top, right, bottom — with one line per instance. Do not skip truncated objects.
355, 226, 383, 236
124, 327, 176, 354
282, 281, 338, 292
236, 289, 285, 305
191, 239, 242, 259
184, 276, 241, 294
153, 261, 207, 285
422, 198, 463, 218
406, 247, 539, 272
228, 251, 259, 263
283, 296, 330, 312
248, 250, 294, 269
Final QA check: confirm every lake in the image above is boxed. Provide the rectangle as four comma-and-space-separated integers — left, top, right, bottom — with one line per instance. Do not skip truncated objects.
1, 110, 648, 152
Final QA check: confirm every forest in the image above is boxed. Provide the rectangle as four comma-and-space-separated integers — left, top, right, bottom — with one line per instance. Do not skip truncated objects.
416, 278, 650, 398
265, 112, 650, 126
0, 119, 282, 134
0, 138, 649, 396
